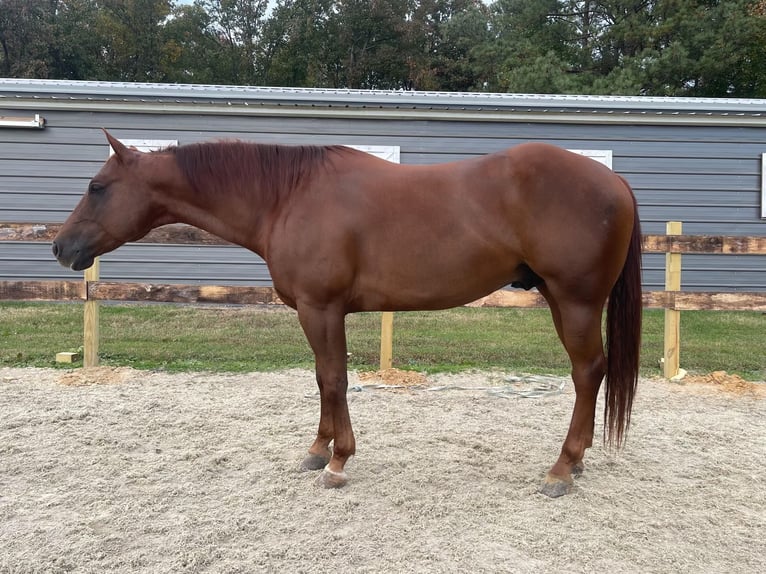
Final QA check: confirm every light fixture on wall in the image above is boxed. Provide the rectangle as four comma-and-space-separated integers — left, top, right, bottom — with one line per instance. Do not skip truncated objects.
0, 114, 45, 128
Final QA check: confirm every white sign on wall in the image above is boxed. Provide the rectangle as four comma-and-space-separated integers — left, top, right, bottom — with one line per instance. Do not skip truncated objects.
109, 139, 177, 156
348, 145, 400, 164
567, 149, 613, 169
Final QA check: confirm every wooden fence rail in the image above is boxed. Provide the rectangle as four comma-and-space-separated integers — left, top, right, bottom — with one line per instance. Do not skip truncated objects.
2, 222, 765, 378
2, 278, 764, 311
4, 222, 766, 254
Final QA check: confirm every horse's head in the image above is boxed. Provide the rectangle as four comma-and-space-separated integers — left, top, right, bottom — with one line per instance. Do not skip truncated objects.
52, 130, 175, 271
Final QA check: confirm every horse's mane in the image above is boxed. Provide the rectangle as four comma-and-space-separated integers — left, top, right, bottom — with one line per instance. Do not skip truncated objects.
167, 140, 355, 202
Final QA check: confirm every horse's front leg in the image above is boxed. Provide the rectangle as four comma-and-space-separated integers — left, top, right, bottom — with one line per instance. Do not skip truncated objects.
297, 303, 355, 488
299, 372, 334, 471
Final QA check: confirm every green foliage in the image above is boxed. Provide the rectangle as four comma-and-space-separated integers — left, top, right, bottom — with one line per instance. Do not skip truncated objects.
95, 0, 174, 81
3, 0, 766, 95
0, 0, 57, 77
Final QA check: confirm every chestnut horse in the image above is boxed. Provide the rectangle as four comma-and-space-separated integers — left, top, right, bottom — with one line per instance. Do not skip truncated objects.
53, 131, 642, 497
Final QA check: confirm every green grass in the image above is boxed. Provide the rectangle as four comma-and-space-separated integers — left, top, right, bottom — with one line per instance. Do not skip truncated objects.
0, 302, 763, 380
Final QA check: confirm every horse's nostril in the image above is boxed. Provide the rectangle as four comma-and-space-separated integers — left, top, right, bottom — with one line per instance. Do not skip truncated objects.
51, 241, 59, 258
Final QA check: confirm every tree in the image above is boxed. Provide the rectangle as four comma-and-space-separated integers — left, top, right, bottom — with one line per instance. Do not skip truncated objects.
161, 2, 223, 83
326, 0, 411, 89
0, 0, 54, 77
479, 0, 583, 93
639, 0, 766, 96
48, 0, 104, 79
94, 0, 174, 81
195, 0, 270, 85
479, 0, 766, 96
405, 0, 491, 91
259, 0, 336, 86
262, 0, 491, 90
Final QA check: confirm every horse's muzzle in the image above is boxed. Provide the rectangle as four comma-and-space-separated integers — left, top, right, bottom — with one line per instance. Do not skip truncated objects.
51, 239, 94, 271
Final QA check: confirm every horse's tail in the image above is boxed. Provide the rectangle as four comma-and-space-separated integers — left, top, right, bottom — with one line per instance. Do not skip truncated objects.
604, 183, 642, 447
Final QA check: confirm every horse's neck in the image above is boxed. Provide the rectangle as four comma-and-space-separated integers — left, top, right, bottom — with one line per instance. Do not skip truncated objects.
168, 179, 271, 257
164, 142, 321, 256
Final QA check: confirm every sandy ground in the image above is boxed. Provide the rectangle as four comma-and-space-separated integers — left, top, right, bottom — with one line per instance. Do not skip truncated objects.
0, 366, 764, 574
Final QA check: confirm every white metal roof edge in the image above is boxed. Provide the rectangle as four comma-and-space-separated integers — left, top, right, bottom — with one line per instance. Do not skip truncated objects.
6, 98, 766, 127
3, 78, 766, 121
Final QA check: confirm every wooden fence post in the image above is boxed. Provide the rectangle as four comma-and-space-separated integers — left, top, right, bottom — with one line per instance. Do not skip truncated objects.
379, 312, 394, 370
83, 257, 100, 367
663, 222, 682, 378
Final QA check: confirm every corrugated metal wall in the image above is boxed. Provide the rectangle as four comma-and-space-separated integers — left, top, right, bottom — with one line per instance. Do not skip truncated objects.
1, 105, 764, 293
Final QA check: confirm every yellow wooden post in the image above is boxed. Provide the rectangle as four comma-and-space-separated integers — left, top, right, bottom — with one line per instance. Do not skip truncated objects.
663, 221, 682, 378
83, 257, 100, 367
379, 312, 394, 370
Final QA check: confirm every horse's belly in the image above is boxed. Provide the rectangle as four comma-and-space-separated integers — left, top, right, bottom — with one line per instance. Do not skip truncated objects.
351, 256, 522, 312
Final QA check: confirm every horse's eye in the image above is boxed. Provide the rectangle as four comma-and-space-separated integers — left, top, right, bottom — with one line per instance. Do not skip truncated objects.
88, 182, 106, 195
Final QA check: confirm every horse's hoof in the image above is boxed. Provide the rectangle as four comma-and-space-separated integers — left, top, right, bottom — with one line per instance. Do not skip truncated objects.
538, 474, 573, 498
300, 453, 330, 472
571, 462, 585, 477
315, 467, 348, 489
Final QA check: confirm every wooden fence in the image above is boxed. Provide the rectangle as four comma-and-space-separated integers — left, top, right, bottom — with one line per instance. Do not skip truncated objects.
2, 221, 765, 378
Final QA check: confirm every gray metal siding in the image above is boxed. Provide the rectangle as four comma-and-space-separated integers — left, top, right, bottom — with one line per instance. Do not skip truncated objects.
1, 104, 764, 293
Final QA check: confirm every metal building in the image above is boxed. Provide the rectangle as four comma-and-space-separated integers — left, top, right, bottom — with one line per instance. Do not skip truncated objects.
1, 79, 764, 292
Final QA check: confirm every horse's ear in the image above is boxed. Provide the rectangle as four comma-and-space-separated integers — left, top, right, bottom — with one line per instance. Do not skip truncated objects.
103, 129, 138, 164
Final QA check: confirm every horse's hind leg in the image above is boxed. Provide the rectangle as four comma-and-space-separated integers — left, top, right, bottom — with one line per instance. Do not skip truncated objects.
538, 285, 606, 497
